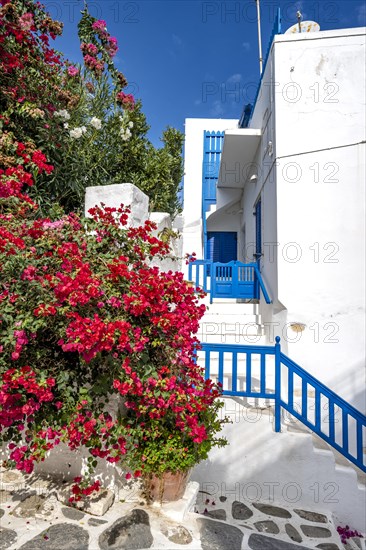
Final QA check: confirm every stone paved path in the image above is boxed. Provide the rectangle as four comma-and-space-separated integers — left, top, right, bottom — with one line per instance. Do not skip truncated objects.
1, 472, 365, 550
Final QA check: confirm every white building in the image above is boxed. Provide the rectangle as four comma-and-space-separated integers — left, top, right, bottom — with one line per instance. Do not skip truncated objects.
183, 24, 366, 529
183, 25, 366, 410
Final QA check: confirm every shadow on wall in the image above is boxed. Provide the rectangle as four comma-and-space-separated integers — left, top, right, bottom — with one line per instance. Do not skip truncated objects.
327, 358, 366, 414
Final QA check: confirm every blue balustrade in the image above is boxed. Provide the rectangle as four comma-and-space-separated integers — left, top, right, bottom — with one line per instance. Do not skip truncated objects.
188, 259, 211, 293
187, 260, 271, 303
248, 7, 282, 125
198, 337, 366, 473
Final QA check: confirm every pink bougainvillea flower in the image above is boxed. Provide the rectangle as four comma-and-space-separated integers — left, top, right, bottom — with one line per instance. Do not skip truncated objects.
67, 65, 79, 77
116, 92, 135, 110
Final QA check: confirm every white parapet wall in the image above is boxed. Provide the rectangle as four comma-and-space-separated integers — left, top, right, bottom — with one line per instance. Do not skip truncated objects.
149, 212, 181, 273
182, 118, 239, 274
85, 183, 149, 227
85, 183, 180, 272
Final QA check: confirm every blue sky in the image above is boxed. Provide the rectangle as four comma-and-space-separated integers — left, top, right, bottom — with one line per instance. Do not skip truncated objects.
47, 0, 366, 146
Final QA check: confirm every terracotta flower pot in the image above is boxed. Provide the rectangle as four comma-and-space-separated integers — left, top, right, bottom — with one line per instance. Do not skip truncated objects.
143, 470, 190, 503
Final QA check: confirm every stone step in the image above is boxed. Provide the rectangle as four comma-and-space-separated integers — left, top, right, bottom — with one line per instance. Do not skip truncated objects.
312, 434, 366, 489
198, 326, 266, 344
1, 421, 365, 549
193, 397, 366, 533
282, 400, 365, 471
284, 416, 366, 490
200, 310, 260, 321
201, 298, 260, 313
199, 301, 263, 344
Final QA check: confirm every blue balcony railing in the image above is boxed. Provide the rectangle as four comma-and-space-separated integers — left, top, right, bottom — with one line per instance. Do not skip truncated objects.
198, 337, 366, 473
247, 7, 282, 126
188, 260, 271, 304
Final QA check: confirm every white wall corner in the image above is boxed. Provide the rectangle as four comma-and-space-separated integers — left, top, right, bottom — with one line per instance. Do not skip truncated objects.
85, 183, 149, 227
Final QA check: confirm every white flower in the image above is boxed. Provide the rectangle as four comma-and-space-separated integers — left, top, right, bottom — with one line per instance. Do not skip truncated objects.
90, 117, 102, 129
55, 109, 70, 120
128, 121, 134, 128
64, 122, 69, 129
70, 128, 83, 139
81, 126, 87, 134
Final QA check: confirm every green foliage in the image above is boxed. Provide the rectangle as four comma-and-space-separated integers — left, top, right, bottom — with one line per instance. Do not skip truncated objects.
1, 2, 184, 218
123, 405, 228, 477
112, 103, 184, 216
43, 7, 184, 217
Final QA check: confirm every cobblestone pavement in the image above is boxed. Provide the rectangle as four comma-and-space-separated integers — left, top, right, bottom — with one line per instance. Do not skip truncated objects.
0, 471, 365, 550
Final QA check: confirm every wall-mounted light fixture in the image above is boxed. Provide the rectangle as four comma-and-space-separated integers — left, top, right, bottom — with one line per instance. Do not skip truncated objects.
290, 323, 306, 333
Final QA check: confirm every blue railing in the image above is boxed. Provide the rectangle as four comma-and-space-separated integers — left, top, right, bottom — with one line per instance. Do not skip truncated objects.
188, 259, 210, 291
188, 260, 271, 304
198, 337, 366, 473
248, 7, 282, 125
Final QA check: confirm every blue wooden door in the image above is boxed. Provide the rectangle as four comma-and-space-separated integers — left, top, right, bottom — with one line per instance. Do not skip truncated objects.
206, 232, 237, 278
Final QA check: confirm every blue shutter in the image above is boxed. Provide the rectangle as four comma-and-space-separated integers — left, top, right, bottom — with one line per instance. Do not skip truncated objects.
207, 232, 237, 263
202, 131, 224, 213
221, 233, 237, 263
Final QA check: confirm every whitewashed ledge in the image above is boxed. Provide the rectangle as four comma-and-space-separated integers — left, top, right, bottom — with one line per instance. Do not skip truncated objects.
84, 183, 149, 228
85, 183, 182, 272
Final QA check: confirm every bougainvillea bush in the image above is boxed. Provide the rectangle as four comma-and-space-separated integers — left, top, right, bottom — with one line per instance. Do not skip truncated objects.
0, 0, 227, 502
0, 196, 227, 500
0, 0, 79, 211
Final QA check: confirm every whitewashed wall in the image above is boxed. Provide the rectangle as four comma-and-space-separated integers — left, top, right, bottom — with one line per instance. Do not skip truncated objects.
182, 118, 238, 272
242, 28, 366, 409
85, 183, 149, 227
85, 183, 180, 272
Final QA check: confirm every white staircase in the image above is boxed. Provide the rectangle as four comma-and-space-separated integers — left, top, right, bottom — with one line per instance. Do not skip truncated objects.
286, 414, 366, 489
197, 299, 274, 405
192, 397, 366, 534
193, 299, 366, 534
198, 299, 265, 345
